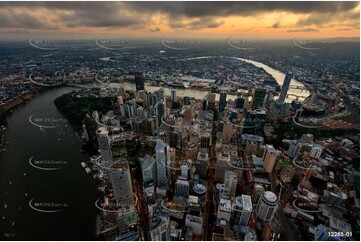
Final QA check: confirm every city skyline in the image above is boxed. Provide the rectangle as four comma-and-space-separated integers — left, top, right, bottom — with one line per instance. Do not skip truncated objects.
0, 1, 359, 40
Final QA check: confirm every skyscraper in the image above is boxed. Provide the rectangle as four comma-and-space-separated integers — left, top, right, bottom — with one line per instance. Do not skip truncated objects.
155, 139, 169, 192
233, 195, 253, 226
278, 71, 293, 103
219, 90, 228, 113
263, 144, 277, 173
288, 140, 302, 158
96, 127, 112, 167
255, 191, 279, 223
134, 72, 145, 92
171, 89, 177, 102
251, 88, 266, 109
109, 160, 134, 205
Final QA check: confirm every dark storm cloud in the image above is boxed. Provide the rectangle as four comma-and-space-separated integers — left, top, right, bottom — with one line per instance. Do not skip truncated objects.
122, 1, 359, 17
169, 18, 225, 30
0, 8, 53, 29
0, 1, 358, 30
272, 22, 281, 28
287, 28, 320, 33
149, 27, 161, 32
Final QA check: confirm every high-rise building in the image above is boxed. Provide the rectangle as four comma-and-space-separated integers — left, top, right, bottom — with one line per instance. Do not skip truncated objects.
183, 96, 191, 105
310, 145, 323, 159
155, 101, 164, 127
141, 154, 157, 184
288, 140, 302, 158
171, 89, 177, 102
221, 122, 233, 144
233, 195, 253, 226
223, 170, 237, 199
96, 127, 112, 167
251, 88, 266, 109
175, 179, 190, 198
207, 93, 216, 111
219, 90, 228, 113
150, 201, 170, 241
155, 139, 169, 193
134, 72, 145, 92
278, 71, 293, 103
195, 151, 209, 179
255, 191, 279, 223
235, 96, 245, 109
109, 161, 134, 205
263, 145, 277, 173
200, 132, 211, 149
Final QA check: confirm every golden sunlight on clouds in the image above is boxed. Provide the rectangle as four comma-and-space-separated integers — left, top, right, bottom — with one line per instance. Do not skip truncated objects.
0, 1, 358, 39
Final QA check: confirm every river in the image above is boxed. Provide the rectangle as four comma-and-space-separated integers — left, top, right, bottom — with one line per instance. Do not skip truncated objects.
0, 87, 99, 240
176, 56, 310, 103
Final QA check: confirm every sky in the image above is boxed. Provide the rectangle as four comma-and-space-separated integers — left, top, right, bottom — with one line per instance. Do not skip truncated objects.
0, 1, 359, 40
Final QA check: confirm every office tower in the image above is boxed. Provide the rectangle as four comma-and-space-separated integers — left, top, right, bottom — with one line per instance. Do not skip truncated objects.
251, 88, 266, 109
134, 72, 144, 92
217, 198, 232, 227
109, 160, 134, 204
233, 195, 253, 226
223, 170, 237, 199
222, 122, 233, 144
155, 139, 169, 192
219, 90, 228, 112
200, 132, 211, 149
215, 146, 231, 182
181, 163, 189, 179
235, 96, 245, 109
310, 145, 323, 159
207, 93, 216, 111
263, 144, 277, 173
155, 101, 164, 127
175, 179, 190, 198
150, 202, 170, 241
96, 127, 112, 167
278, 71, 293, 103
195, 151, 209, 179
183, 96, 191, 106
185, 142, 198, 161
171, 89, 177, 102
141, 155, 157, 184
288, 140, 302, 158
243, 109, 267, 135
255, 191, 279, 223
202, 99, 207, 111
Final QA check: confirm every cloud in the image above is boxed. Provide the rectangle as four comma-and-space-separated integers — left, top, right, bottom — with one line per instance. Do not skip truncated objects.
0, 1, 358, 32
272, 22, 281, 28
0, 8, 55, 29
149, 27, 161, 32
169, 17, 225, 30
123, 1, 359, 17
287, 28, 320, 33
